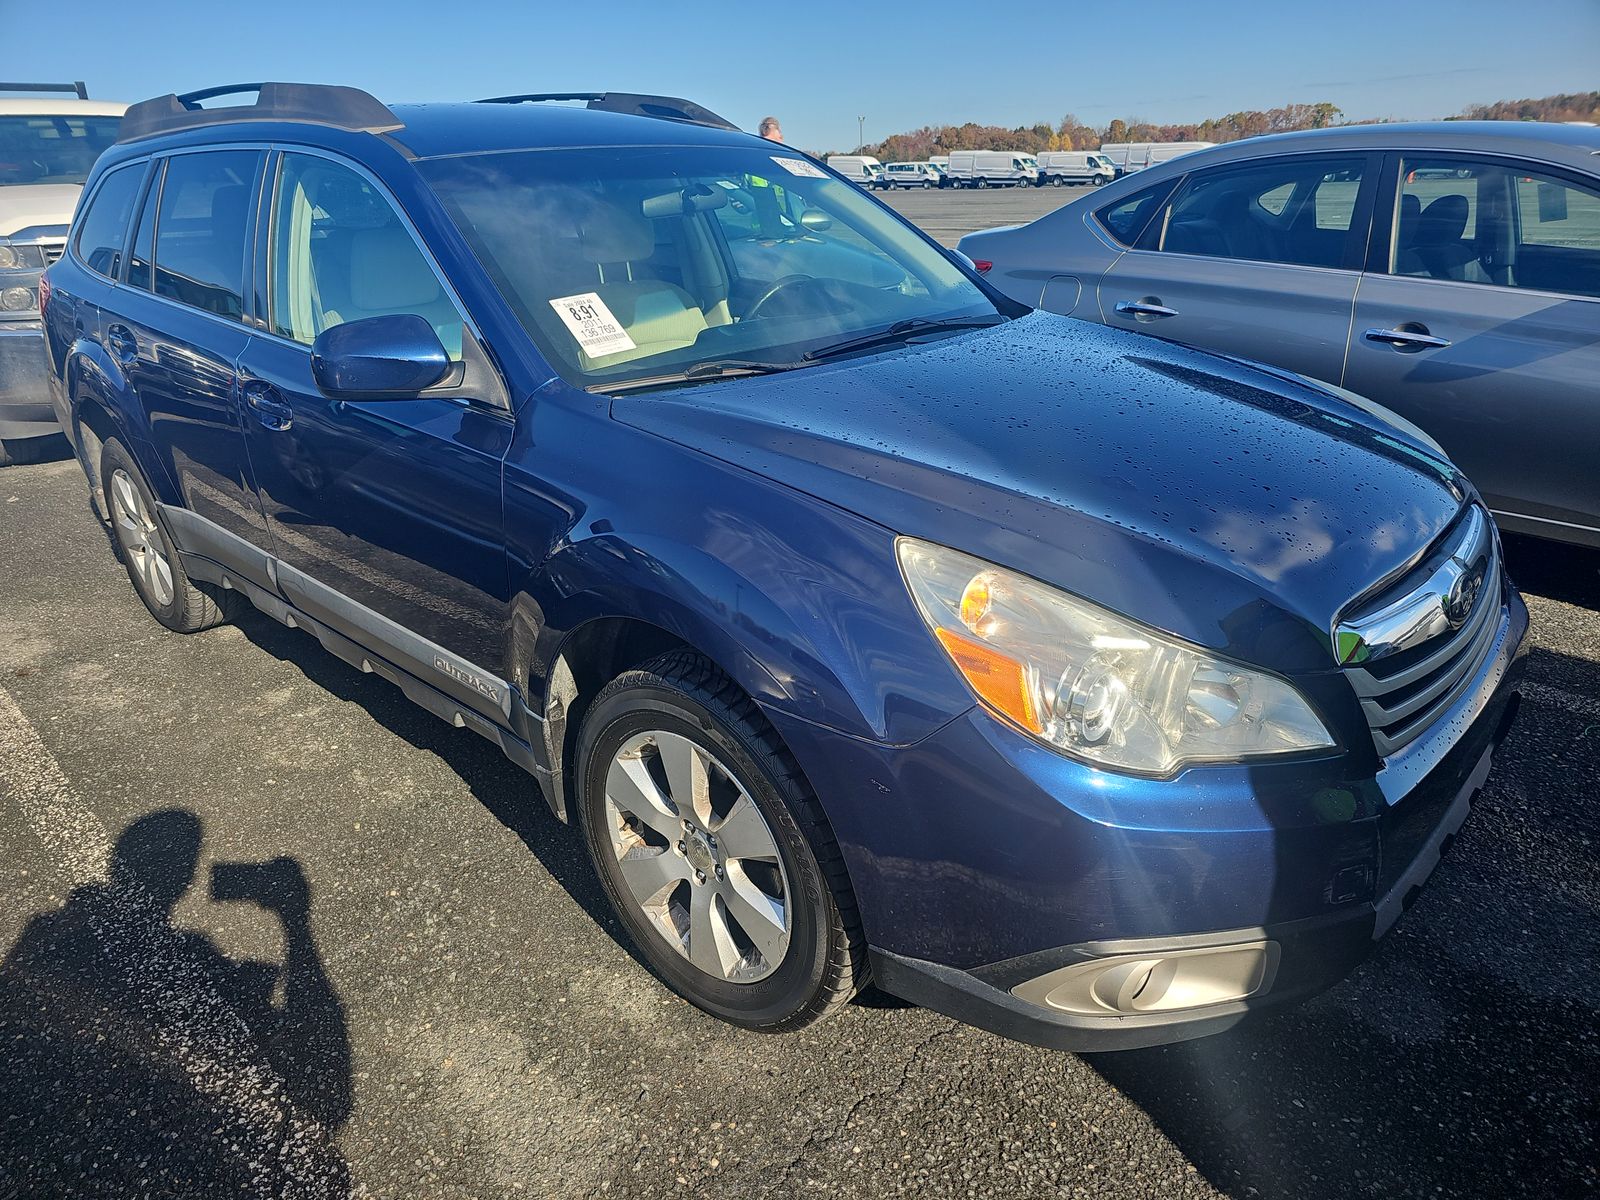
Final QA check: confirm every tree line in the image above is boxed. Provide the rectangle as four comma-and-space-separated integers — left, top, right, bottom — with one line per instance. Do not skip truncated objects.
850, 93, 1598, 160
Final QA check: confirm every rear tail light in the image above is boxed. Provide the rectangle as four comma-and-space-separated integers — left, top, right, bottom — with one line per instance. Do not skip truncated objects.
37, 273, 51, 319
973, 260, 993, 274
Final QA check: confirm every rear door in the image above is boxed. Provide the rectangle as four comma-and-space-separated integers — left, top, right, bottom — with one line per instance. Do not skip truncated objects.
113, 147, 270, 556
235, 148, 515, 715
1096, 153, 1377, 383
1344, 153, 1600, 541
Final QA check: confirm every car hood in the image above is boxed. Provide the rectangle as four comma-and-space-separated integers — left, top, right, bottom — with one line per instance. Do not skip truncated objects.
0, 184, 81, 237
613, 312, 1468, 672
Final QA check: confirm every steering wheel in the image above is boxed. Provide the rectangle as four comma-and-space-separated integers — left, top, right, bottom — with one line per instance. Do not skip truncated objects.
744, 274, 816, 321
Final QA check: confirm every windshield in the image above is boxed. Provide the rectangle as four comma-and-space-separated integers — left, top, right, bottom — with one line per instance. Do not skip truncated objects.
0, 115, 123, 187
419, 145, 996, 389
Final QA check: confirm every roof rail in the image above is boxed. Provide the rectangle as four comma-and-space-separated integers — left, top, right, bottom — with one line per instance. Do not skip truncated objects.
0, 81, 89, 99
118, 82, 403, 144
477, 92, 739, 132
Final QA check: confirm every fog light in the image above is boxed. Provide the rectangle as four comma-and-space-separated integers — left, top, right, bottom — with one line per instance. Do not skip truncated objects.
1, 286, 36, 311
1012, 939, 1278, 1017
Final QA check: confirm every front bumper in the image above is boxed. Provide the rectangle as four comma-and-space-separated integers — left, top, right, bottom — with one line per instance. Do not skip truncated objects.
0, 323, 59, 442
768, 592, 1528, 1051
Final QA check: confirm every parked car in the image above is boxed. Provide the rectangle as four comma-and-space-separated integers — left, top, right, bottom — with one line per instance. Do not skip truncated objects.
883, 161, 940, 189
1146, 140, 1215, 168
824, 154, 885, 188
0, 81, 124, 466
946, 150, 1038, 188
1036, 151, 1115, 187
960, 122, 1600, 548
45, 85, 1526, 1052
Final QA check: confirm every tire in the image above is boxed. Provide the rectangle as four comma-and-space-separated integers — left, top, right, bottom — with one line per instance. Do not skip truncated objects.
976, 177, 989, 189
576, 651, 866, 1032
101, 438, 234, 633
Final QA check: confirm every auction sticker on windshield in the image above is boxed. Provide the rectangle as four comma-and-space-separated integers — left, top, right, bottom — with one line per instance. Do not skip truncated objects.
549, 293, 637, 356
771, 157, 829, 178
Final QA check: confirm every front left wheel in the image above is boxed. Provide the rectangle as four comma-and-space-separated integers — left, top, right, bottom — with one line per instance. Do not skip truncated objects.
576, 651, 866, 1032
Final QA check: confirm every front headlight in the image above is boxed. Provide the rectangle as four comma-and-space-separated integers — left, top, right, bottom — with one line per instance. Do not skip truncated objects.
897, 538, 1335, 774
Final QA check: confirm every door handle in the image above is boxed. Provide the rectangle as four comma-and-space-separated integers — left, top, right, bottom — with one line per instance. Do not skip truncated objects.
1114, 299, 1179, 320
1363, 326, 1451, 351
105, 323, 137, 364
242, 380, 294, 432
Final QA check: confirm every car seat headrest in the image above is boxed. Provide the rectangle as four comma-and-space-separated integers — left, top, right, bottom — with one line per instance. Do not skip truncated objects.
1417, 194, 1469, 245
578, 201, 654, 264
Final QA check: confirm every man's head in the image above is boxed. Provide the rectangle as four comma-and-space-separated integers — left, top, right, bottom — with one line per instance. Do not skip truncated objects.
758, 116, 782, 143
109, 809, 203, 910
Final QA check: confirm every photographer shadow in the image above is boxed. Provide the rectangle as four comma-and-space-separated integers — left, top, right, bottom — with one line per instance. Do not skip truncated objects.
0, 809, 352, 1198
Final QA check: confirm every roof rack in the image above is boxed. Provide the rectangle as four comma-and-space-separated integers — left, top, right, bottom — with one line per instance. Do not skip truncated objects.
0, 81, 89, 99
118, 82, 403, 144
477, 92, 739, 132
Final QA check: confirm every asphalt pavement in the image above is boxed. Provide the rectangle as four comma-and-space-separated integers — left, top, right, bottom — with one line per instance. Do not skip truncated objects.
1, 193, 1597, 1198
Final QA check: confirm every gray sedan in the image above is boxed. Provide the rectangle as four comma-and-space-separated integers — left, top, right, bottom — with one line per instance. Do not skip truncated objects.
960, 122, 1600, 548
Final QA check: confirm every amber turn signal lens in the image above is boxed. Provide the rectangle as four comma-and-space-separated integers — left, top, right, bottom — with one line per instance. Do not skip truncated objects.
934, 627, 1042, 733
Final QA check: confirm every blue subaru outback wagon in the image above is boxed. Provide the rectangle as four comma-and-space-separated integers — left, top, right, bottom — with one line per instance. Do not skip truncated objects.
42, 84, 1527, 1050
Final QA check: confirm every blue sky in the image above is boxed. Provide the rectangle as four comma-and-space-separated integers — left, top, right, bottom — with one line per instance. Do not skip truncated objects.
23, 0, 1599, 152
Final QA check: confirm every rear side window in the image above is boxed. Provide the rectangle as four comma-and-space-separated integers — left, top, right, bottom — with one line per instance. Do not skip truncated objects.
73, 163, 144, 280
1094, 179, 1178, 247
152, 150, 260, 320
1158, 157, 1366, 268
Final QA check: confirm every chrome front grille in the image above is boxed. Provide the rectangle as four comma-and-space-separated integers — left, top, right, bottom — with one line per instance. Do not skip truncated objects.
1338, 507, 1503, 756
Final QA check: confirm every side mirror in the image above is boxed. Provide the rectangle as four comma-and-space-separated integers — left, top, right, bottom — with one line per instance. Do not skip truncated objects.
310, 314, 451, 398
799, 208, 833, 232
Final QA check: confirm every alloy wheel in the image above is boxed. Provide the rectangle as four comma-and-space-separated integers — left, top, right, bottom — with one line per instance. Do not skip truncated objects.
110, 468, 174, 607
603, 729, 791, 983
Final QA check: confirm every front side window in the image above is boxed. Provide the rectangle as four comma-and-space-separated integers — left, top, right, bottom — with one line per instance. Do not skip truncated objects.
1392, 157, 1600, 298
419, 145, 994, 387
74, 162, 144, 279
152, 150, 260, 320
0, 115, 123, 187
267, 153, 463, 360
1157, 156, 1366, 268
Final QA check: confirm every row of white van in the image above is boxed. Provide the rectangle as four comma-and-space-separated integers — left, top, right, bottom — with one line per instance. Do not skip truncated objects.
824, 142, 1214, 190
825, 151, 1115, 189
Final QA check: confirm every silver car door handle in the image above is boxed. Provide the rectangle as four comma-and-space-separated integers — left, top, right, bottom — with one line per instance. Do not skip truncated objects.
1363, 327, 1452, 350
1114, 300, 1179, 318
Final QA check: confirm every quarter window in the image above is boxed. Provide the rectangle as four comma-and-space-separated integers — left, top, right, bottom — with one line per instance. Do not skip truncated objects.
1095, 179, 1178, 247
268, 153, 463, 360
1158, 157, 1366, 268
151, 150, 260, 320
1392, 157, 1600, 299
73, 163, 144, 280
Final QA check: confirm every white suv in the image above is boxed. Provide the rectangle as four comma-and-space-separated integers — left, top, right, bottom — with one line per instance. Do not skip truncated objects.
0, 83, 124, 465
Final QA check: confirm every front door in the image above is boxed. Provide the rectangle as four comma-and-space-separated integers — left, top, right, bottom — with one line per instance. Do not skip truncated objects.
1096, 153, 1377, 384
1344, 154, 1600, 542
237, 150, 515, 720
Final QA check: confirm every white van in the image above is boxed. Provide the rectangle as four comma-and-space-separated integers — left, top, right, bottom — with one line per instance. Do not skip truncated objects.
883, 161, 940, 189
945, 150, 1038, 189
1145, 140, 1215, 167
1035, 151, 1115, 187
1098, 142, 1156, 175
825, 155, 886, 188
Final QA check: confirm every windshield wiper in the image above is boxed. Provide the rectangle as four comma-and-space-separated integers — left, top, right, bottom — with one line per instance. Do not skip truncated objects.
801, 314, 1007, 363
588, 359, 802, 396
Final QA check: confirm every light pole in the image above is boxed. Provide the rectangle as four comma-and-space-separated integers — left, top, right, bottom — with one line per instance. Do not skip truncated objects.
857, 115, 865, 151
